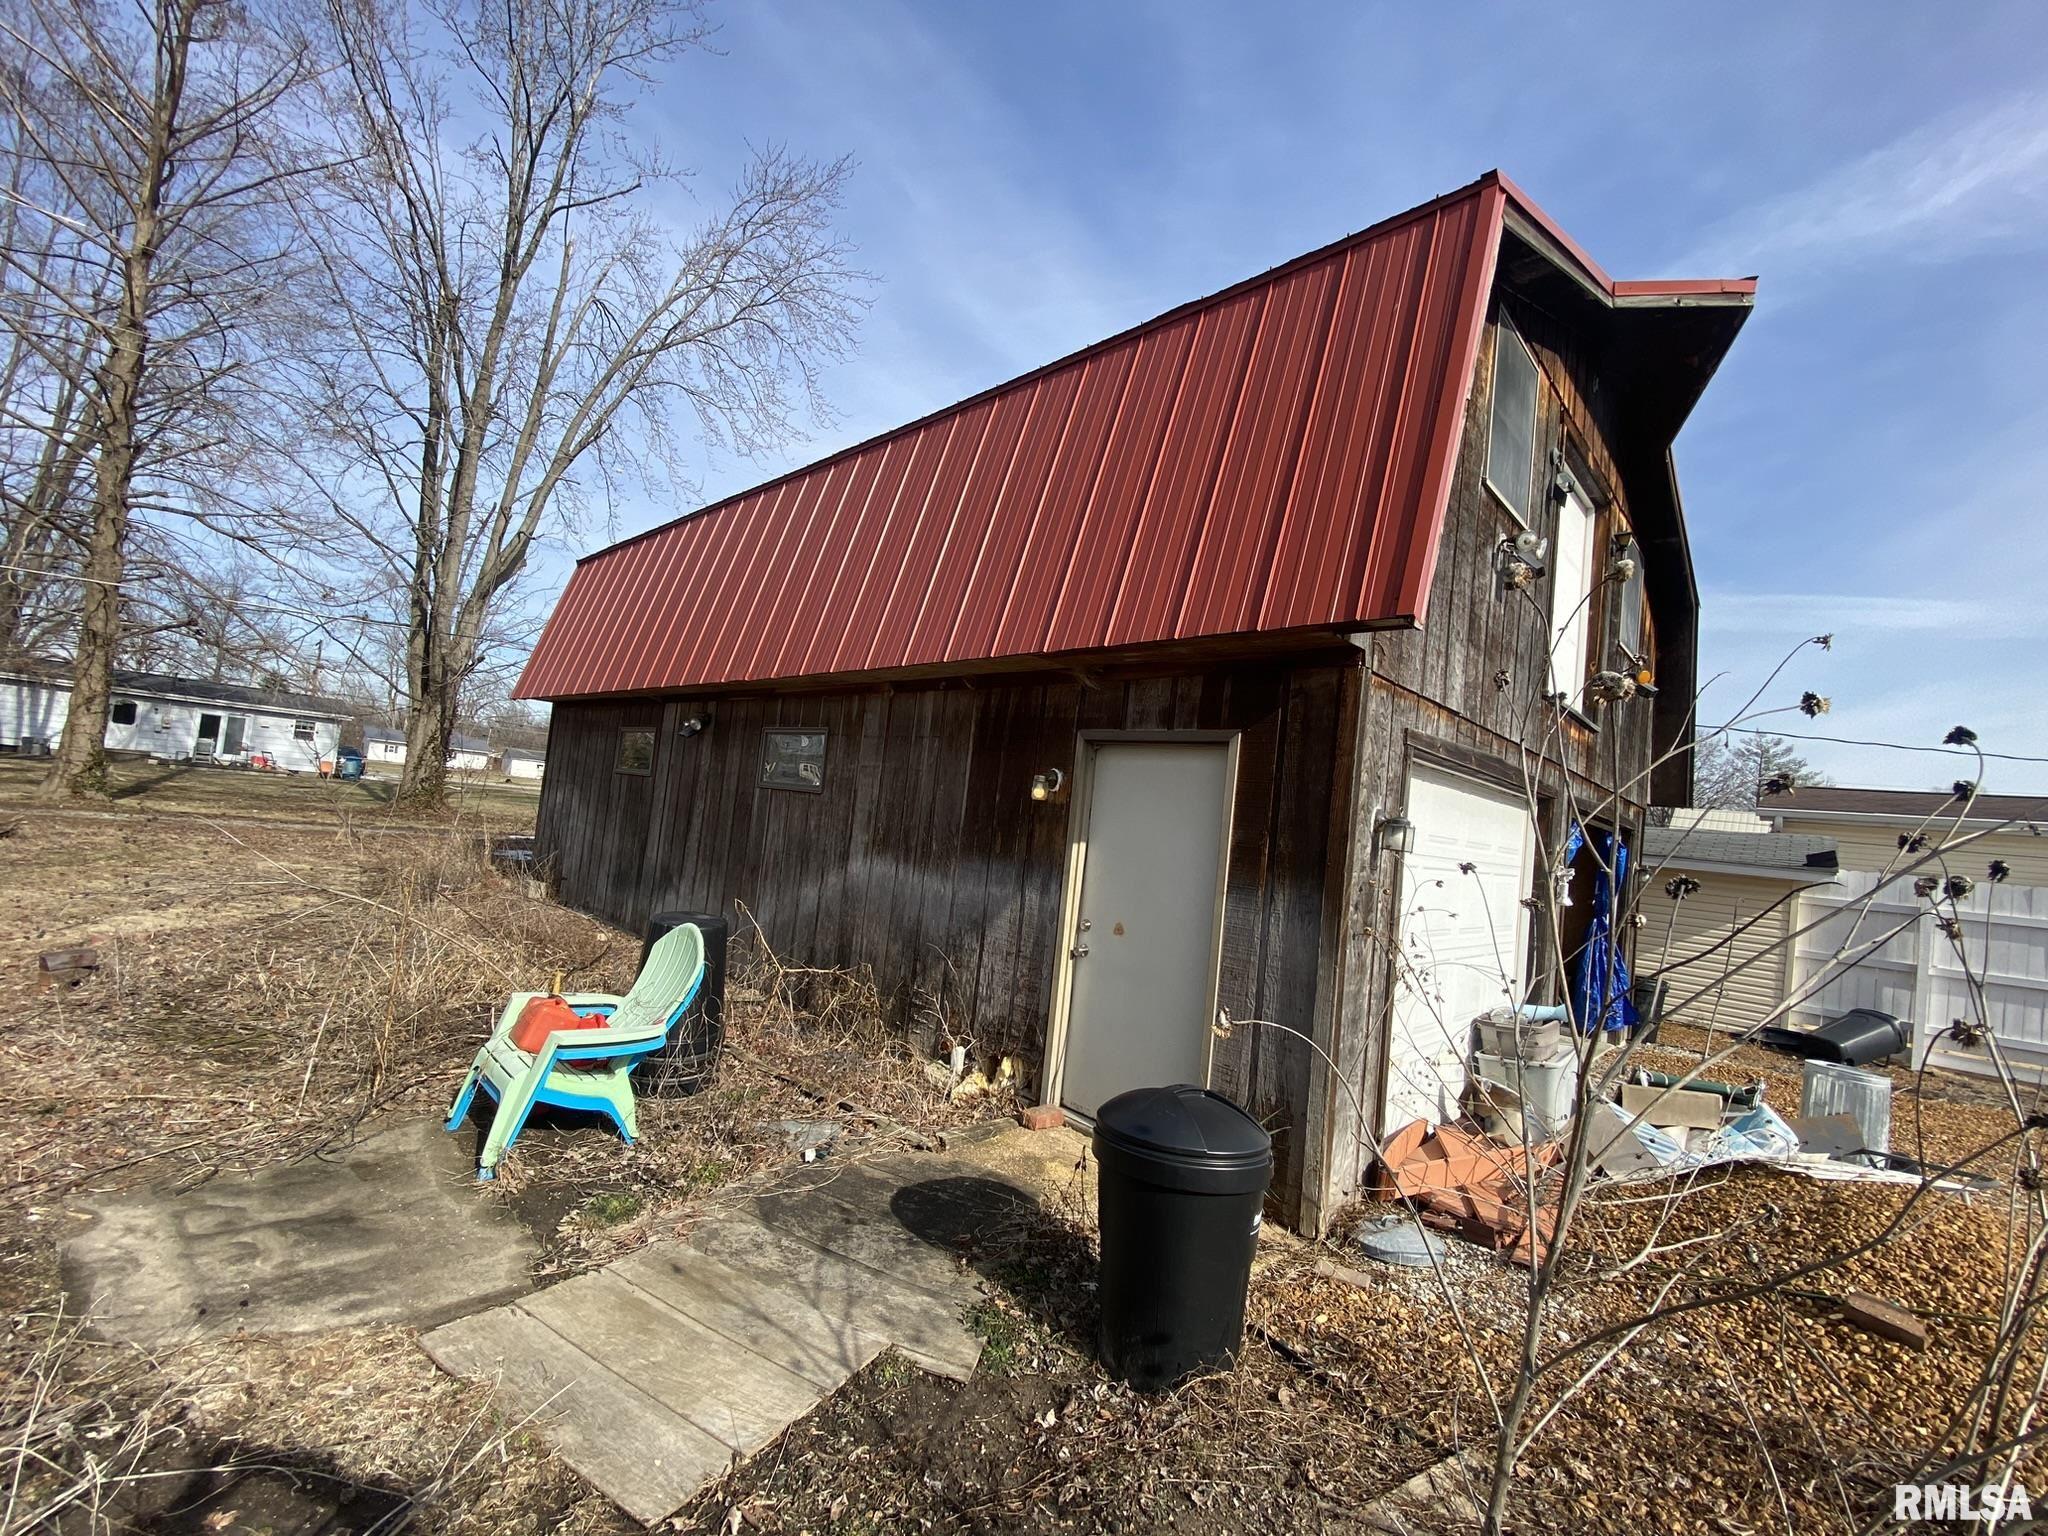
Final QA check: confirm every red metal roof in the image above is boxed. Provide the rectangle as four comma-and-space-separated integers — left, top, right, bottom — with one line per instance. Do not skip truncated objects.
516, 172, 1749, 700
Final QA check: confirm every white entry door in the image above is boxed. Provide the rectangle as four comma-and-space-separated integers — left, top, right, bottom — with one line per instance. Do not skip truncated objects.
1386, 763, 1536, 1130
1058, 741, 1231, 1119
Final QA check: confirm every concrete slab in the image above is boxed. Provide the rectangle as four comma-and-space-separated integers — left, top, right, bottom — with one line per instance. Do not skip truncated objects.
610, 1245, 884, 1389
687, 1212, 983, 1379
750, 1181, 981, 1297
63, 1118, 535, 1345
423, 1304, 731, 1527
523, 1272, 822, 1455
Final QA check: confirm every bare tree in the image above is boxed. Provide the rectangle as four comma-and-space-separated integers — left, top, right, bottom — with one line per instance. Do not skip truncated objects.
302, 0, 865, 809
0, 0, 324, 797
1693, 727, 1827, 808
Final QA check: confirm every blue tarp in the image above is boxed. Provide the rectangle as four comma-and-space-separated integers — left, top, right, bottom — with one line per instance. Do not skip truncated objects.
1571, 826, 1638, 1037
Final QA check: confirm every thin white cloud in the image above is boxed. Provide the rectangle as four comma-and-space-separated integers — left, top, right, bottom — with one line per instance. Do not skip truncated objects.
1701, 592, 2048, 643
1680, 91, 2048, 281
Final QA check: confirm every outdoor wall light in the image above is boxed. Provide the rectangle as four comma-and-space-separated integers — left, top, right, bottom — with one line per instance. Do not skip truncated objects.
1497, 529, 1548, 589
1375, 815, 1416, 857
1029, 768, 1066, 802
678, 714, 709, 737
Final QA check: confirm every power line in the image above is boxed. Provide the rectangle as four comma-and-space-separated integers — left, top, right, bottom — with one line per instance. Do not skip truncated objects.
1722, 725, 2048, 767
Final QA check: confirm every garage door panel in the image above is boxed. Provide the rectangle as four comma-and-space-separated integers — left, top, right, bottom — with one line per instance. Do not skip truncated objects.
1385, 764, 1536, 1132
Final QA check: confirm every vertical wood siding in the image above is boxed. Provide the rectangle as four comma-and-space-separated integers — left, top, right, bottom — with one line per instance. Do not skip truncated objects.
534, 657, 1356, 1217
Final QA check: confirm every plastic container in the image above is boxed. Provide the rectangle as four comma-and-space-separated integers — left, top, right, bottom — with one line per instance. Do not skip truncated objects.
1473, 1008, 1563, 1060
1630, 977, 1669, 1042
1809, 1008, 1910, 1067
1471, 1046, 1580, 1140
1093, 1085, 1272, 1391
638, 910, 727, 1095
1801, 1061, 1891, 1154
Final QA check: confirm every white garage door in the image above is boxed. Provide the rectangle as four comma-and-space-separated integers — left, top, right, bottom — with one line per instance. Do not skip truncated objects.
1385, 763, 1537, 1131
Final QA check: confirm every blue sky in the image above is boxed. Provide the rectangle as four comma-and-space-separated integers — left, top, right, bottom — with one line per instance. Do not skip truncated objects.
554, 1, 2048, 793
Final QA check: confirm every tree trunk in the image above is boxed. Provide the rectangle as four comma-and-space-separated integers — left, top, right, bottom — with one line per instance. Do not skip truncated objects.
38, 284, 147, 800
395, 659, 453, 808
36, 0, 187, 800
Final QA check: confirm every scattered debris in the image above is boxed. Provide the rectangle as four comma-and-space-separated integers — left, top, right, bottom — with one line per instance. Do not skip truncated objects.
1351, 1213, 1447, 1269
758, 1118, 842, 1159
1618, 1081, 1725, 1131
36, 946, 99, 991
1377, 1120, 1557, 1265
1840, 1289, 1930, 1350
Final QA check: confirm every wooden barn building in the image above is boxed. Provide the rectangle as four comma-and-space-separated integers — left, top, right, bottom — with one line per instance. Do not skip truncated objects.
515, 172, 1754, 1230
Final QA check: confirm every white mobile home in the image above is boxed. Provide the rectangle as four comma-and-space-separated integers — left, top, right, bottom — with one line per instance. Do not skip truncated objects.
353, 724, 494, 775
362, 724, 408, 768
0, 665, 351, 772
502, 747, 545, 781
447, 733, 493, 774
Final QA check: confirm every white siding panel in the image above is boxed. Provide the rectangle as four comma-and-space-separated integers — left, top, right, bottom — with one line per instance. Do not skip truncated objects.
1779, 816, 2048, 889
1637, 872, 1802, 1035
0, 679, 67, 748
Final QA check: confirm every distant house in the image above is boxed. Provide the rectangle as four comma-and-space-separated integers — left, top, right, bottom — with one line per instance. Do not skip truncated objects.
362, 725, 407, 768
0, 663, 350, 771
448, 733, 493, 774
503, 747, 545, 781
1635, 808, 1839, 1037
1760, 785, 2048, 889
359, 725, 495, 776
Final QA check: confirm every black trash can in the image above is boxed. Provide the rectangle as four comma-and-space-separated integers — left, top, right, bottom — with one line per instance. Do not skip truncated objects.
1093, 1084, 1273, 1391
637, 910, 728, 1096
1810, 1007, 1911, 1066
1630, 976, 1668, 1043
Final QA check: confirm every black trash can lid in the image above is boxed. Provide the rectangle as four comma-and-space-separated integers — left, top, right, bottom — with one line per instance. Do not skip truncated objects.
1095, 1084, 1272, 1171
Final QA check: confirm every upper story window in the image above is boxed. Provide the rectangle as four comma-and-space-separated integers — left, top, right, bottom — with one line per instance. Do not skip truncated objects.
1484, 318, 1540, 522
110, 699, 137, 726
1611, 531, 1646, 666
1550, 475, 1598, 706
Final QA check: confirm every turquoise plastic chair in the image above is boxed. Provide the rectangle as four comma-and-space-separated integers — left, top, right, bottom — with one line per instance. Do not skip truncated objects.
444, 923, 706, 1180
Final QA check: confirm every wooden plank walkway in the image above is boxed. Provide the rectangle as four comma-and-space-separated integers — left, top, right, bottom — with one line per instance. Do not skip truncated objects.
422, 1153, 1007, 1526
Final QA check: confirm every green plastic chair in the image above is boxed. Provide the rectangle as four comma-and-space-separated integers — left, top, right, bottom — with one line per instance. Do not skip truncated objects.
444, 923, 707, 1180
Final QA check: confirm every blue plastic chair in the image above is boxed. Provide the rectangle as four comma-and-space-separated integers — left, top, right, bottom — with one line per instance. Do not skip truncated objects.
444, 924, 706, 1180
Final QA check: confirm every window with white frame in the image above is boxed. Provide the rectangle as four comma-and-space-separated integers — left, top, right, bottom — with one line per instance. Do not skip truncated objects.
1484, 317, 1540, 521
1550, 479, 1597, 704
110, 699, 137, 726
292, 719, 317, 742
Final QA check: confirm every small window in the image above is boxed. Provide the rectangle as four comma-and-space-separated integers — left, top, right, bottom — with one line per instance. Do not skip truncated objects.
760, 728, 826, 792
616, 728, 656, 776
1485, 318, 1540, 521
110, 699, 137, 726
292, 719, 316, 742
1612, 540, 1645, 662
